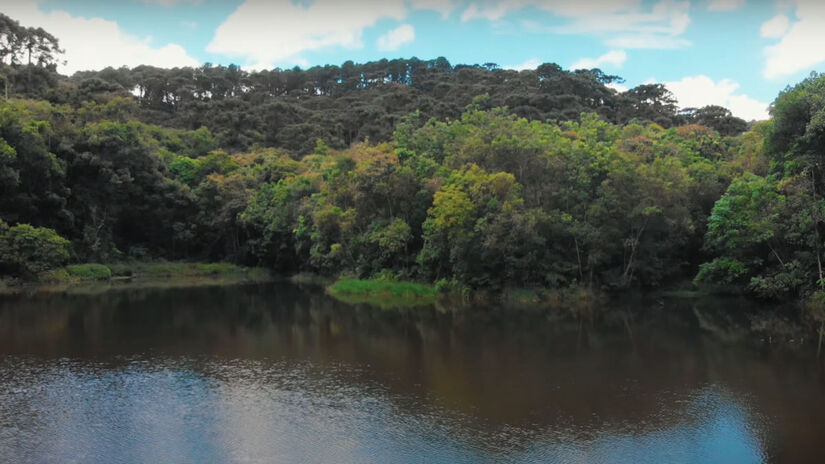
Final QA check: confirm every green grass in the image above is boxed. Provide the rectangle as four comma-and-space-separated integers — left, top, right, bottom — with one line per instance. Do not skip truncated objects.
106, 261, 259, 278
40, 265, 113, 283
329, 278, 436, 298
327, 278, 437, 308
65, 263, 113, 280
5, 261, 273, 295
29, 261, 270, 292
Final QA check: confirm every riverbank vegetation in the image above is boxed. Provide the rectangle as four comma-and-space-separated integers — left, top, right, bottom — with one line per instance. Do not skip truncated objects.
327, 276, 437, 308
329, 278, 436, 299
29, 261, 268, 284
1, 261, 270, 295
2, 13, 825, 316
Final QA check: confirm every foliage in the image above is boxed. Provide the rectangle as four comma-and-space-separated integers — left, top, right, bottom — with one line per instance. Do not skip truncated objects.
694, 73, 825, 299
65, 263, 112, 280
1, 7, 749, 157
105, 261, 253, 278
0, 221, 71, 276
13, 10, 825, 306
328, 278, 436, 298
0, 94, 756, 291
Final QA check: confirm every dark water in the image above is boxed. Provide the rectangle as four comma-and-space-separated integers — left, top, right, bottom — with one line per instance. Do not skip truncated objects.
0, 282, 824, 463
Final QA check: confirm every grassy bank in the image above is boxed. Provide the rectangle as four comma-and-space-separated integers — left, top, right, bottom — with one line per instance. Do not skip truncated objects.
104, 262, 269, 280
327, 278, 438, 308
7, 261, 273, 293
325, 277, 603, 310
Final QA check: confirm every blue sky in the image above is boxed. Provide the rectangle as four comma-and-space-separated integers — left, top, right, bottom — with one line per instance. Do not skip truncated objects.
5, 0, 825, 120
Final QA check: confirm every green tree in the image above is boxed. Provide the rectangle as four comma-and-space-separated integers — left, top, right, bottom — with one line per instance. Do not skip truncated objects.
696, 174, 785, 290
0, 220, 71, 276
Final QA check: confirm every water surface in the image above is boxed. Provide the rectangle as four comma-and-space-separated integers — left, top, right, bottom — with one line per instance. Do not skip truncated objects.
0, 282, 823, 463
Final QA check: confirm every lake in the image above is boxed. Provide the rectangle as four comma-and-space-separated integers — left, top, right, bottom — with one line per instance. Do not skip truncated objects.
0, 281, 823, 463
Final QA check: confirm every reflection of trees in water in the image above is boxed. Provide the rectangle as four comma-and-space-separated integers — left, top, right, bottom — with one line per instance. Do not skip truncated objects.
0, 284, 824, 459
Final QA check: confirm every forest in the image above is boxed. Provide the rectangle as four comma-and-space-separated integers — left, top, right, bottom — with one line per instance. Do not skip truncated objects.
1, 12, 824, 305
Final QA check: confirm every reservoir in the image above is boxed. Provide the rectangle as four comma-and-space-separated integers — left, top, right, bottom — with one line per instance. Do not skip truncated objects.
0, 282, 823, 463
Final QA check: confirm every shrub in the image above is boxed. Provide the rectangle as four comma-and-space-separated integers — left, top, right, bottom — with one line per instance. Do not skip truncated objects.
328, 278, 436, 298
65, 264, 112, 280
0, 222, 71, 277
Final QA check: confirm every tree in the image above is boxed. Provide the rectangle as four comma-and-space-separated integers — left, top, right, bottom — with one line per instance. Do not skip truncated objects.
757, 72, 825, 297
0, 13, 63, 99
695, 174, 785, 291
681, 105, 748, 135
0, 220, 71, 276
418, 164, 542, 288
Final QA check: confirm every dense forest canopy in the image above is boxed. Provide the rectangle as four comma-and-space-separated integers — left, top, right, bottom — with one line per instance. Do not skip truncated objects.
3, 11, 825, 310
0, 14, 750, 155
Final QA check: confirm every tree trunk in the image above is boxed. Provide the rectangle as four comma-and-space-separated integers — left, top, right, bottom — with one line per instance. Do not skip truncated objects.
574, 237, 584, 282
622, 217, 649, 287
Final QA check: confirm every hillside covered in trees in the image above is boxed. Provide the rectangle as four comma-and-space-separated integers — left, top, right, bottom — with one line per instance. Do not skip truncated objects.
2, 12, 825, 305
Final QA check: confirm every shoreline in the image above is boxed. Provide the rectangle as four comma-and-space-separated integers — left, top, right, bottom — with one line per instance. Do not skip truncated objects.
0, 262, 272, 295
1, 270, 817, 351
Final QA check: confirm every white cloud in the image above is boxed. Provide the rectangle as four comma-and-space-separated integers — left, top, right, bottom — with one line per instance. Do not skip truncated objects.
504, 58, 541, 71
245, 57, 310, 72
760, 14, 789, 38
377, 24, 415, 51
763, 1, 825, 78
461, 0, 644, 22
465, 0, 691, 50
461, 3, 506, 22
606, 34, 691, 49
606, 82, 629, 92
207, 0, 451, 66
409, 0, 456, 18
662, 75, 769, 120
570, 50, 627, 69
726, 94, 771, 121
706, 0, 745, 12
552, 0, 690, 36
3, 0, 199, 74
139, 0, 203, 5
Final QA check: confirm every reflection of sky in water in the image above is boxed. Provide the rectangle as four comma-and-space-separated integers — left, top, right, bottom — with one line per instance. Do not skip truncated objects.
512, 388, 766, 464
0, 358, 768, 464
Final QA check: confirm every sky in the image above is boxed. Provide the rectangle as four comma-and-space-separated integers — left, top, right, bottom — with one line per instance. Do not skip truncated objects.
3, 0, 824, 121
